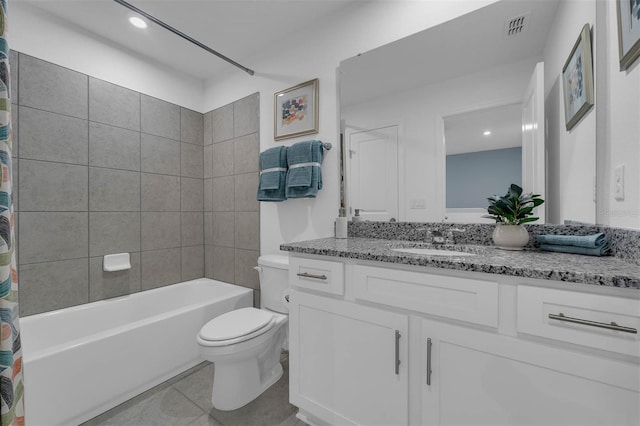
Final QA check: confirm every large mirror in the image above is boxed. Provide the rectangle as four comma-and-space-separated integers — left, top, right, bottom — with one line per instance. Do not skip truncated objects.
340, 0, 597, 224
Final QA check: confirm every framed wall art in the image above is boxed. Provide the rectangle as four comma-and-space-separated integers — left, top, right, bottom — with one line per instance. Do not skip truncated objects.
274, 78, 319, 140
617, 0, 640, 70
562, 24, 594, 131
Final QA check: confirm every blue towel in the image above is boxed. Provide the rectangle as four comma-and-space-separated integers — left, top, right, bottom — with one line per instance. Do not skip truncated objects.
257, 146, 288, 202
536, 233, 606, 248
285, 140, 324, 198
539, 243, 611, 256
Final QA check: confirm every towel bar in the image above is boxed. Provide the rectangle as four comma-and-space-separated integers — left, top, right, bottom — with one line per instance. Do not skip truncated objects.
321, 142, 332, 150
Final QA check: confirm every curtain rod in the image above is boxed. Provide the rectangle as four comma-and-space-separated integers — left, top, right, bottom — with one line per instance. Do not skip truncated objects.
112, 0, 255, 76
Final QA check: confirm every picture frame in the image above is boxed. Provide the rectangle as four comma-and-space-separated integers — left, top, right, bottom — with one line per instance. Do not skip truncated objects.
274, 78, 319, 140
617, 0, 640, 71
562, 24, 594, 131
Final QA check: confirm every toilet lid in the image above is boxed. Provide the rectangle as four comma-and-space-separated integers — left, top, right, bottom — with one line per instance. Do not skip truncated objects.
199, 307, 274, 342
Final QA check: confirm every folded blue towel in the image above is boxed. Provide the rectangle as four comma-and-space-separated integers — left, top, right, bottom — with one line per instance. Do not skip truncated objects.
286, 140, 324, 198
536, 233, 606, 248
539, 243, 611, 256
257, 146, 288, 202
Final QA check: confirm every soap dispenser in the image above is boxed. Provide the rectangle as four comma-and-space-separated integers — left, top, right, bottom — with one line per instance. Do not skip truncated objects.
335, 207, 348, 239
352, 209, 363, 222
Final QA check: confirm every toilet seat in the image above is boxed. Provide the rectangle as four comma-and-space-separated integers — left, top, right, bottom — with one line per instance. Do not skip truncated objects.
199, 307, 276, 347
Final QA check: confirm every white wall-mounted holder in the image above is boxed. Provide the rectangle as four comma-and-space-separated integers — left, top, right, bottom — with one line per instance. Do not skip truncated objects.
103, 253, 131, 272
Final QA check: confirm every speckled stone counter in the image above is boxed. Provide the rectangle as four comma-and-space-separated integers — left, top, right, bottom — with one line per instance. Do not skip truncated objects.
280, 237, 640, 290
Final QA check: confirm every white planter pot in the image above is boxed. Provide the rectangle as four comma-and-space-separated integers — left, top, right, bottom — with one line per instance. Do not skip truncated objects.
492, 224, 529, 250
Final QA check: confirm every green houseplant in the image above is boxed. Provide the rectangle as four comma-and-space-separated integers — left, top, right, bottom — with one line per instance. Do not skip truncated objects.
484, 184, 545, 250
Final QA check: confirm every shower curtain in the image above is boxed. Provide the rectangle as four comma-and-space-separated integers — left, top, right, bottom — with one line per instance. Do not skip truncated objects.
0, 1, 25, 425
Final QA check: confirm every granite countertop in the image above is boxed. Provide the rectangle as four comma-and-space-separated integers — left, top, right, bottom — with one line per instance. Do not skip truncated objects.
280, 237, 640, 289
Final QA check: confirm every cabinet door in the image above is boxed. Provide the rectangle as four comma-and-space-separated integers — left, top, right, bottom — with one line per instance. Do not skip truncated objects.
421, 319, 640, 425
290, 290, 409, 426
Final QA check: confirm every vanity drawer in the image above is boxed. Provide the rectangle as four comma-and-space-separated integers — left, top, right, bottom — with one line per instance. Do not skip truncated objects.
353, 265, 498, 327
289, 257, 345, 296
517, 285, 640, 357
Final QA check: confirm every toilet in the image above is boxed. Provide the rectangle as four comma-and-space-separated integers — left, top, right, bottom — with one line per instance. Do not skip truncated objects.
197, 254, 290, 411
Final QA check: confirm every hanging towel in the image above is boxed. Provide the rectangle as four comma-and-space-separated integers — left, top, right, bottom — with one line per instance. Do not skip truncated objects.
536, 233, 607, 248
285, 140, 324, 198
537, 232, 610, 256
257, 146, 288, 202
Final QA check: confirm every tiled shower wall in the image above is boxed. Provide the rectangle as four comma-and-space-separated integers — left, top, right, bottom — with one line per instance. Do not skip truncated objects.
204, 94, 261, 304
11, 52, 206, 316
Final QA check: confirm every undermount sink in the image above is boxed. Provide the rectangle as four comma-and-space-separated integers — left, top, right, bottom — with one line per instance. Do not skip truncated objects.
391, 247, 478, 257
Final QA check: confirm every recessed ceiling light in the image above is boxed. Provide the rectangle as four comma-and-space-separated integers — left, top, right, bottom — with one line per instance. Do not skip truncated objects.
129, 16, 147, 29
483, 130, 492, 136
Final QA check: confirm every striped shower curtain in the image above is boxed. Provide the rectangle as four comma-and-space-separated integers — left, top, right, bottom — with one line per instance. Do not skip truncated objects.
0, 1, 25, 425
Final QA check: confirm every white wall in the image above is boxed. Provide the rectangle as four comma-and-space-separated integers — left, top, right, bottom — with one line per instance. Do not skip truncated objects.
10, 1, 204, 111
201, 1, 499, 255
342, 58, 538, 222
543, 0, 597, 225
600, 0, 640, 229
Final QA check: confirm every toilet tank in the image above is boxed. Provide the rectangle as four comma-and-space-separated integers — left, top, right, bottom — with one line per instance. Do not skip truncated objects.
257, 255, 290, 314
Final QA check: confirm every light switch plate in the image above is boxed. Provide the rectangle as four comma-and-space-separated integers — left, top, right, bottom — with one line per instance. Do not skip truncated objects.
410, 198, 426, 209
614, 164, 625, 201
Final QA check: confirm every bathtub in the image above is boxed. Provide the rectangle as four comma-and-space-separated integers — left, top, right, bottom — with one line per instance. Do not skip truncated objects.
20, 278, 253, 426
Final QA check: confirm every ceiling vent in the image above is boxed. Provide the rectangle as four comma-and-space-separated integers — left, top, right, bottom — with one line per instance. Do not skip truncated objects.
504, 13, 530, 38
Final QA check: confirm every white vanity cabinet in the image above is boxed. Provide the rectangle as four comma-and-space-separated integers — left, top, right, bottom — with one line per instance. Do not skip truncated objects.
288, 254, 640, 426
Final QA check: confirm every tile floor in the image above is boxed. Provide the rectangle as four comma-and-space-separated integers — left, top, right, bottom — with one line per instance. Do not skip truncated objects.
83, 352, 306, 426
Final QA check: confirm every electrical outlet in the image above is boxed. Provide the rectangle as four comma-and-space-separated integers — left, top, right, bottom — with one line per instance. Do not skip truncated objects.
410, 198, 426, 209
614, 164, 625, 201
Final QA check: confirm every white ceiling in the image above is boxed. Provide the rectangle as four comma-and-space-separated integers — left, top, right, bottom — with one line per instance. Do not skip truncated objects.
18, 0, 364, 80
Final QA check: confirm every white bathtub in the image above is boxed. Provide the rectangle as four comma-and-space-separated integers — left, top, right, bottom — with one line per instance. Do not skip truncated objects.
20, 278, 253, 426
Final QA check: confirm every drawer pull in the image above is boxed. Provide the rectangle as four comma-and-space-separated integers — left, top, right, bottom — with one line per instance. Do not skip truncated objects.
426, 337, 432, 386
394, 330, 401, 375
296, 272, 328, 280
548, 313, 638, 334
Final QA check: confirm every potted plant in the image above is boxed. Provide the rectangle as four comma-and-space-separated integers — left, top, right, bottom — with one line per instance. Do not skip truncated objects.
484, 184, 545, 250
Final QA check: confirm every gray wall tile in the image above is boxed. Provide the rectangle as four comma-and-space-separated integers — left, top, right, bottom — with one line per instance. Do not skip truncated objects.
204, 212, 213, 246
89, 78, 140, 131
235, 248, 259, 289
203, 145, 213, 179
19, 106, 88, 164
89, 252, 141, 301
212, 176, 234, 212
213, 212, 235, 247
11, 104, 17, 157
181, 142, 204, 178
9, 50, 18, 103
89, 122, 140, 171
19, 160, 88, 211
204, 179, 213, 212
212, 104, 233, 143
182, 212, 204, 246
212, 246, 235, 283
89, 167, 140, 211
212, 139, 234, 177
181, 178, 203, 212
182, 245, 204, 281
141, 211, 181, 251
141, 248, 181, 290
19, 54, 88, 119
19, 259, 89, 316
12, 159, 18, 211
141, 133, 180, 176
203, 111, 213, 146
20, 212, 88, 263
233, 93, 259, 138
141, 173, 180, 211
204, 245, 214, 278
235, 211, 259, 250
141, 95, 180, 140
181, 108, 204, 145
234, 172, 259, 212
234, 132, 259, 174
89, 212, 141, 257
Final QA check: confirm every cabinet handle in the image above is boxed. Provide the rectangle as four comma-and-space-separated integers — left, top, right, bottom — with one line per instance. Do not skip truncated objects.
296, 272, 327, 280
394, 330, 401, 375
426, 337, 432, 386
548, 313, 637, 334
